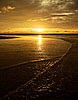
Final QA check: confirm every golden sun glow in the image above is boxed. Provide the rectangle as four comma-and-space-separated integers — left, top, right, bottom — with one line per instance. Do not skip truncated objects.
35, 28, 44, 32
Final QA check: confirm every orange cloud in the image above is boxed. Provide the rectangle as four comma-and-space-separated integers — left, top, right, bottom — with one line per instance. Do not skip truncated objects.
0, 11, 2, 14
2, 7, 8, 11
7, 6, 15, 10
1, 6, 15, 13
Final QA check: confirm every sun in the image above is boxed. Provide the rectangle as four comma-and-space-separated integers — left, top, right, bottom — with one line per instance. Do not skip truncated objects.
35, 28, 44, 32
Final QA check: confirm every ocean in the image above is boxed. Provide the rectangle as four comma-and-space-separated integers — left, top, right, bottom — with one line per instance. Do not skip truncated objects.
0, 35, 71, 97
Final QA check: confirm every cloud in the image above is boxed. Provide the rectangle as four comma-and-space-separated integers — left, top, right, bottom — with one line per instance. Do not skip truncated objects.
0, 11, 2, 13
1, 6, 15, 13
2, 7, 8, 12
25, 11, 74, 24
67, 0, 78, 10
7, 6, 15, 10
0, 0, 78, 29
41, 12, 74, 20
51, 12, 74, 16
27, 19, 38, 22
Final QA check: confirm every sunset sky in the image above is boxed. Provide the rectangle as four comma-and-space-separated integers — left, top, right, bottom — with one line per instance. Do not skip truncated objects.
0, 0, 78, 33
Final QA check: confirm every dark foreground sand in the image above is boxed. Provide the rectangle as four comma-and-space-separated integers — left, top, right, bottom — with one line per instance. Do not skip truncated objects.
0, 35, 78, 100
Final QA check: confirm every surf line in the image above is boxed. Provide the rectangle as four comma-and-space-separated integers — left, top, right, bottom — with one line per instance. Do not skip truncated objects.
3, 43, 72, 99
0, 58, 56, 70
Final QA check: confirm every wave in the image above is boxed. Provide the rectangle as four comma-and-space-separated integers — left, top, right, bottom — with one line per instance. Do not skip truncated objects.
0, 57, 59, 70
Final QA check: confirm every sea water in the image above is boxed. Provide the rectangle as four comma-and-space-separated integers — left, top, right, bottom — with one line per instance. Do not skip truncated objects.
0, 35, 71, 97
0, 35, 70, 68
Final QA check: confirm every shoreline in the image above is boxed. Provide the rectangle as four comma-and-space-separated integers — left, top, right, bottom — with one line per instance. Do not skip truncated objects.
1, 36, 78, 100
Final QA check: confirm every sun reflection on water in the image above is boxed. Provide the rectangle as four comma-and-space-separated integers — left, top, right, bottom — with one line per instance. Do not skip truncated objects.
38, 35, 42, 45
38, 35, 42, 51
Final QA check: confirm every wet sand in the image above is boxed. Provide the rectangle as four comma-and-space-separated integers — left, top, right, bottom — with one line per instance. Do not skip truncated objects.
0, 36, 19, 39
0, 35, 78, 100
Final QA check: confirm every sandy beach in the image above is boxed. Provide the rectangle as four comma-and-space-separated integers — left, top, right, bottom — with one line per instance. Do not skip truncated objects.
0, 35, 78, 100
